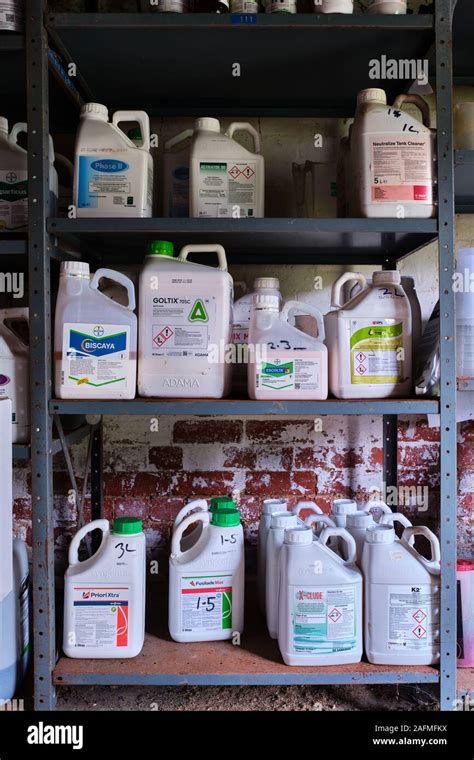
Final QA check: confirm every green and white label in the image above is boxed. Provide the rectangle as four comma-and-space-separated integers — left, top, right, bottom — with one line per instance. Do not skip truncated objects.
62, 322, 130, 389
256, 354, 321, 392
197, 160, 258, 218
148, 293, 216, 360
350, 319, 404, 384
0, 170, 28, 230
180, 575, 233, 633
291, 585, 357, 655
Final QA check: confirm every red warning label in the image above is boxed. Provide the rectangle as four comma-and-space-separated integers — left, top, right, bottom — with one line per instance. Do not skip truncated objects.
153, 326, 174, 347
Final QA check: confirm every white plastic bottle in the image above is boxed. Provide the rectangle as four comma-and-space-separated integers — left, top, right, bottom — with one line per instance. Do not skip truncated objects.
169, 501, 245, 642
63, 518, 146, 659
278, 525, 363, 665
248, 296, 328, 400
456, 248, 474, 379
54, 262, 137, 399
232, 277, 281, 394
230, 0, 259, 11
265, 511, 298, 638
163, 129, 193, 217
0, 308, 29, 443
330, 498, 358, 527
74, 103, 153, 218
257, 497, 287, 614
325, 270, 412, 399
366, 0, 406, 13
266, 0, 295, 11
315, 0, 353, 12
172, 498, 209, 553
0, 399, 13, 601
345, 501, 391, 564
351, 89, 435, 218
0, 1, 23, 30
0, 118, 27, 230
362, 524, 440, 665
138, 242, 233, 398
292, 500, 323, 520
190, 118, 264, 218
0, 538, 30, 702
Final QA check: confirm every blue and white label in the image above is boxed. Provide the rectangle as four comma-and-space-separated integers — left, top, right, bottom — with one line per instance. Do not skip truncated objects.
77, 155, 134, 209
62, 322, 130, 389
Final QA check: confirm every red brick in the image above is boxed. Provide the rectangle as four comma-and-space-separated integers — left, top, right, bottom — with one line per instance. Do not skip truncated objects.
294, 447, 325, 470
245, 471, 291, 496
13, 498, 31, 521
131, 472, 159, 497
246, 420, 312, 443
173, 419, 243, 444
235, 495, 260, 521
254, 446, 293, 471
459, 420, 474, 443
291, 471, 316, 496
368, 447, 384, 467
156, 470, 235, 497
114, 498, 149, 520
103, 473, 134, 498
458, 444, 474, 470
222, 446, 257, 469
149, 497, 187, 522
331, 448, 365, 469
399, 445, 439, 469
149, 446, 183, 470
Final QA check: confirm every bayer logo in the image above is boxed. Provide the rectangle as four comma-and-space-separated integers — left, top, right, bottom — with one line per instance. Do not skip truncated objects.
6, 172, 17, 183
93, 325, 104, 337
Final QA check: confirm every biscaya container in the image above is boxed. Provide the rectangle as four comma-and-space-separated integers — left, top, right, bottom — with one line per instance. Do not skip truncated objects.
63, 518, 146, 659
361, 525, 440, 665
169, 499, 245, 642
324, 270, 412, 399
278, 525, 363, 666
138, 242, 233, 398
265, 511, 298, 638
257, 497, 288, 614
0, 308, 29, 443
54, 262, 137, 399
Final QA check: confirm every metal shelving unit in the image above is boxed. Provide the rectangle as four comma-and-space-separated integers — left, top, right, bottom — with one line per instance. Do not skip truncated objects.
23, 0, 458, 710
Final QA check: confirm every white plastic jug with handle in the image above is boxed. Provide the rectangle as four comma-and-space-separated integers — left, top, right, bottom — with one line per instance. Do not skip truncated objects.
138, 242, 233, 398
265, 511, 298, 639
0, 398, 13, 602
54, 262, 137, 399
169, 501, 245, 642
74, 103, 153, 217
345, 501, 392, 565
362, 524, 440, 665
248, 297, 328, 400
278, 525, 363, 666
190, 118, 264, 218
292, 500, 323, 520
325, 270, 412, 399
63, 517, 146, 659
351, 89, 435, 218
257, 497, 287, 615
456, 248, 474, 379
0, 537, 30, 702
163, 128, 193, 217
172, 497, 233, 554
0, 308, 29, 443
330, 498, 358, 528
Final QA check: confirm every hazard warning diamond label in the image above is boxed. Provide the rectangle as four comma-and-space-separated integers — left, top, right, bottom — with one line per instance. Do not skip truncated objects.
355, 352, 367, 362
328, 608, 342, 623
241, 166, 255, 179
412, 624, 427, 639
228, 166, 241, 179
153, 326, 174, 347
412, 609, 427, 624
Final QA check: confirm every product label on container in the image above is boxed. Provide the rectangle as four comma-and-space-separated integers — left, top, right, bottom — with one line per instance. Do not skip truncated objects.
0, 1, 23, 31
62, 322, 130, 389
291, 585, 357, 655
153, 0, 188, 10
77, 154, 149, 211
0, 170, 27, 230
180, 575, 233, 633
71, 585, 130, 649
148, 294, 216, 362
388, 584, 439, 651
370, 134, 432, 204
266, 0, 296, 12
230, 0, 259, 11
350, 319, 404, 384
255, 353, 321, 392
197, 161, 258, 218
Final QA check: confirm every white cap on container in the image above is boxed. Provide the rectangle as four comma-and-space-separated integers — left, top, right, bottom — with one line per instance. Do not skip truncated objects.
0, 117, 8, 134
271, 512, 298, 529
195, 117, 220, 133
60, 261, 90, 277
284, 526, 313, 545
262, 498, 287, 515
373, 270, 401, 285
332, 498, 358, 516
81, 103, 108, 120
357, 88, 387, 106
366, 525, 395, 544
253, 293, 279, 311
254, 277, 280, 291
346, 511, 373, 529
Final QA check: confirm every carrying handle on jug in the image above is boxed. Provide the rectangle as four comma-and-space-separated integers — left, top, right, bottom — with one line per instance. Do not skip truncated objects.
281, 301, 325, 342
401, 525, 441, 563
9, 122, 27, 146
226, 122, 261, 154
0, 308, 29, 346
319, 527, 357, 564
112, 111, 151, 151
90, 268, 136, 312
304, 513, 336, 531
178, 244, 228, 272
364, 500, 392, 516
171, 511, 210, 559
293, 500, 323, 518
393, 94, 431, 129
380, 511, 414, 545
173, 499, 209, 529
331, 272, 367, 308
68, 519, 110, 567
165, 129, 193, 151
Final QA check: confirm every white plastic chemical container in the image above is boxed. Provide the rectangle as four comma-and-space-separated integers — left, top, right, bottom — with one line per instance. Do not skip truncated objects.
351, 89, 435, 218
362, 524, 440, 665
63, 517, 146, 659
169, 500, 245, 642
457, 560, 474, 667
230, 0, 259, 11
278, 525, 363, 665
366, 0, 406, 12
248, 296, 328, 400
138, 242, 233, 398
190, 117, 264, 218
54, 262, 137, 399
315, 0, 353, 12
345, 501, 392, 564
325, 270, 412, 398
0, 308, 29, 443
74, 103, 153, 218
163, 129, 193, 217
173, 498, 209, 553
265, 511, 298, 638
456, 248, 474, 379
0, 1, 23, 30
0, 398, 13, 601
292, 500, 323, 520
0, 538, 30, 702
257, 497, 287, 614
330, 498, 358, 527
